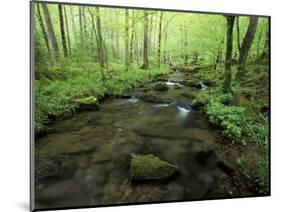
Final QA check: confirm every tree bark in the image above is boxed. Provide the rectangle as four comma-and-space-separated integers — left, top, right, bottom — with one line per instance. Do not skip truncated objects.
42, 3, 59, 60
58, 5, 68, 57
70, 7, 77, 44
36, 3, 50, 53
63, 6, 71, 57
95, 7, 106, 70
237, 16, 259, 78
223, 16, 235, 93
140, 11, 149, 69
157, 12, 163, 68
79, 7, 84, 43
125, 9, 129, 70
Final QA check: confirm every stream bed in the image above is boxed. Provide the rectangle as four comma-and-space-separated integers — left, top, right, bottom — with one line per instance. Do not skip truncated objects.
34, 72, 255, 209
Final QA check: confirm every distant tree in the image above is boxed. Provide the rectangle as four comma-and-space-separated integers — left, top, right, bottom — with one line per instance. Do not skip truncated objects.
237, 17, 259, 78
36, 3, 50, 54
58, 4, 68, 57
42, 3, 59, 60
157, 12, 163, 68
125, 9, 130, 70
63, 6, 71, 57
70, 6, 77, 44
79, 6, 84, 42
223, 16, 235, 93
140, 11, 149, 69
95, 7, 106, 69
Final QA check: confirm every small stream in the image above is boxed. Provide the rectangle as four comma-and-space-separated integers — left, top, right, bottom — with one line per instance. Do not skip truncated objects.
35, 72, 251, 209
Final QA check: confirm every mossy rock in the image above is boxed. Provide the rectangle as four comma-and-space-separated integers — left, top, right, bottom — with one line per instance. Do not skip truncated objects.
35, 154, 75, 182
152, 75, 168, 82
191, 99, 205, 109
153, 82, 169, 91
74, 96, 99, 111
130, 154, 178, 181
181, 90, 197, 99
139, 93, 172, 104
174, 84, 182, 89
182, 79, 198, 88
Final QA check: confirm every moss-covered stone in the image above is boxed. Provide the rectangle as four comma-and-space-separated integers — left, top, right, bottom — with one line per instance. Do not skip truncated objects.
35, 153, 75, 181
153, 82, 169, 91
74, 96, 99, 111
174, 84, 182, 89
181, 90, 197, 99
182, 79, 198, 88
130, 154, 178, 181
139, 93, 172, 104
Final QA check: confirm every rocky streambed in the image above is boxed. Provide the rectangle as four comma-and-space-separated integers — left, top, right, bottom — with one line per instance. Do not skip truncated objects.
34, 71, 257, 209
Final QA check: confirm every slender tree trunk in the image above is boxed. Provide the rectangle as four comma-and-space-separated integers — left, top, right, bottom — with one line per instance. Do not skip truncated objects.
58, 5, 68, 57
157, 12, 163, 68
237, 17, 259, 78
236, 17, 241, 53
95, 7, 106, 70
42, 3, 59, 60
141, 11, 149, 69
223, 16, 235, 93
36, 4, 50, 53
63, 6, 71, 57
125, 9, 130, 70
259, 21, 269, 60
79, 7, 84, 43
70, 7, 77, 45
183, 24, 188, 67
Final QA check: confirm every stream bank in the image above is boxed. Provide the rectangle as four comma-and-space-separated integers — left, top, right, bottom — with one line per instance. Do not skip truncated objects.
34, 70, 263, 209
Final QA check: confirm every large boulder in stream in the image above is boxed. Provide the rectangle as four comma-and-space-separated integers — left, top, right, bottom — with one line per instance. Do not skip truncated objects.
74, 96, 99, 111
139, 93, 172, 104
153, 82, 169, 91
130, 154, 178, 181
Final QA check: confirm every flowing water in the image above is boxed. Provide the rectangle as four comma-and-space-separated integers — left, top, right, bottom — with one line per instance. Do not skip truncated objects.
34, 72, 248, 209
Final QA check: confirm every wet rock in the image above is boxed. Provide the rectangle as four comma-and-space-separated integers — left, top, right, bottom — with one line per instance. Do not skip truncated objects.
195, 150, 215, 165
130, 154, 178, 181
181, 90, 197, 99
139, 93, 172, 104
152, 75, 168, 82
182, 79, 198, 88
35, 154, 75, 181
217, 161, 235, 176
74, 96, 99, 111
174, 84, 182, 89
153, 82, 169, 91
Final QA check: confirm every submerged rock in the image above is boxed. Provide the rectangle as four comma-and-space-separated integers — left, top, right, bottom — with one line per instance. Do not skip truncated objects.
153, 82, 169, 91
74, 96, 99, 111
130, 154, 178, 181
139, 93, 172, 104
35, 154, 75, 182
174, 84, 182, 89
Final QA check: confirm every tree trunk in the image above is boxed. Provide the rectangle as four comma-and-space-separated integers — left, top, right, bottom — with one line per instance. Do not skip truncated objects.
125, 9, 129, 70
95, 7, 106, 70
63, 6, 71, 57
36, 3, 50, 53
140, 11, 149, 69
70, 7, 77, 44
237, 16, 259, 78
157, 12, 163, 68
223, 16, 235, 93
79, 7, 83, 43
42, 3, 59, 60
58, 5, 68, 57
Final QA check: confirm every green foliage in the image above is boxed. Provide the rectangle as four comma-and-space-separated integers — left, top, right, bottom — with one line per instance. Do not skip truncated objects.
35, 63, 170, 133
207, 100, 246, 141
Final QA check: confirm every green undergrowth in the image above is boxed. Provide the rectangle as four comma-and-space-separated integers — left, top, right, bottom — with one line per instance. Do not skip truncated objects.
35, 62, 170, 133
190, 65, 269, 193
